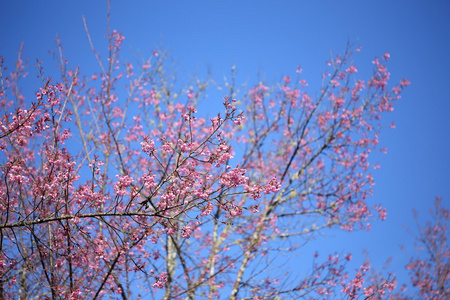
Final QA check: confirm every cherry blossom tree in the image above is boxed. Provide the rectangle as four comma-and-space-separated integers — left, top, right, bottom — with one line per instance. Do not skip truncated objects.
360, 197, 449, 300
397, 197, 449, 299
0, 11, 412, 300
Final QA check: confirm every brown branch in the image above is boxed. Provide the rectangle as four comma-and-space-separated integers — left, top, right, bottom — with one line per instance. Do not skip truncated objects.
0, 100, 43, 139
0, 211, 159, 229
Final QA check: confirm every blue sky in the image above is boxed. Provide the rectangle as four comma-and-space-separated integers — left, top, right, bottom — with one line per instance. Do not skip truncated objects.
1, 0, 449, 294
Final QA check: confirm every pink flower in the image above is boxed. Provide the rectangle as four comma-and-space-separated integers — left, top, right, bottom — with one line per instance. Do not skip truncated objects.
141, 172, 157, 190
114, 174, 134, 196
228, 204, 243, 217
201, 202, 214, 216
219, 167, 248, 188
400, 78, 411, 87
152, 271, 167, 289
249, 205, 259, 213
346, 65, 358, 73
141, 137, 156, 155
264, 177, 281, 194
181, 225, 193, 238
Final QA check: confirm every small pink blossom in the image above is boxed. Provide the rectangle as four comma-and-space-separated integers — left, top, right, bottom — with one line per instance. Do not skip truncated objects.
152, 271, 167, 289
201, 202, 214, 216
249, 205, 259, 213
220, 167, 248, 188
141, 137, 156, 156
143, 62, 151, 70
114, 174, 134, 196
187, 89, 195, 99
141, 172, 157, 190
400, 78, 411, 87
181, 225, 193, 238
264, 177, 281, 194
346, 65, 358, 73
227, 204, 243, 217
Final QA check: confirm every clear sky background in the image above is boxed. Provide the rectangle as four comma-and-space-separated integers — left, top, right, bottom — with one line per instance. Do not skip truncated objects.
1, 0, 449, 294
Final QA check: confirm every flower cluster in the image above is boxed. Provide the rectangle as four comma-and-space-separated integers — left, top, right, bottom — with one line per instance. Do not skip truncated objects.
114, 174, 134, 196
